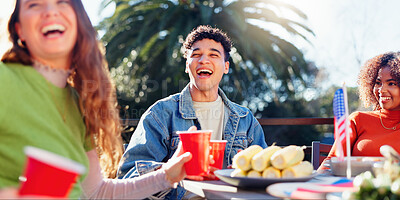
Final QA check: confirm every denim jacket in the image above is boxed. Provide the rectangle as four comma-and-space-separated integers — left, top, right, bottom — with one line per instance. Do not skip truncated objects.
117, 84, 267, 199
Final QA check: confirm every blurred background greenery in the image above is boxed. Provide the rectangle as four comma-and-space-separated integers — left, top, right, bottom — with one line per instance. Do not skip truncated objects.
95, 0, 367, 146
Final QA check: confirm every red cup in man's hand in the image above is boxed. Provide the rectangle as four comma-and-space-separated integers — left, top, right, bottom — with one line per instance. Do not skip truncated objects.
177, 130, 211, 176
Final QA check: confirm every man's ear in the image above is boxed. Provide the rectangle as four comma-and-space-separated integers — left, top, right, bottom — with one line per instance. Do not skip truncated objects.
185, 61, 189, 73
224, 61, 229, 74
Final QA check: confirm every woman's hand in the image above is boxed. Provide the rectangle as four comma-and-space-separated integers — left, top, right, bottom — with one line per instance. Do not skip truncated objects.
186, 166, 218, 181
180, 126, 219, 181
162, 141, 192, 186
163, 126, 220, 182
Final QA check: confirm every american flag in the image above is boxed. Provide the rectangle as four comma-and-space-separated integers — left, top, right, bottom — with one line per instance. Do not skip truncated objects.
333, 88, 346, 161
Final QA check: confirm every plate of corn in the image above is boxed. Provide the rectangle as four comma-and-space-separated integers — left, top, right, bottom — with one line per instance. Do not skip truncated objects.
214, 144, 316, 188
214, 169, 317, 188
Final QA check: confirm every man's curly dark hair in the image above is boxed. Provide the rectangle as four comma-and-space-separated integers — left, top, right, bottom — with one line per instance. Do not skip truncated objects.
183, 25, 232, 62
358, 51, 400, 110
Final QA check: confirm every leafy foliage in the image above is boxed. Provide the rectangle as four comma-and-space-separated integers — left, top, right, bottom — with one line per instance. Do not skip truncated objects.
98, 0, 316, 113
98, 0, 329, 146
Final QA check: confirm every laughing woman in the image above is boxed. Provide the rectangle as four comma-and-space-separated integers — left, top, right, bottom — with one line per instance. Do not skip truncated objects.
320, 52, 400, 169
0, 0, 191, 198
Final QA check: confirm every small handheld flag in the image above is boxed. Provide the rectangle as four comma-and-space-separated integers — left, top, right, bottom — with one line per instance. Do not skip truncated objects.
333, 89, 346, 160
333, 84, 351, 178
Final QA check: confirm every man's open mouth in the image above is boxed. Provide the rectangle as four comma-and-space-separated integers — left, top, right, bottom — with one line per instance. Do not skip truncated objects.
197, 69, 213, 76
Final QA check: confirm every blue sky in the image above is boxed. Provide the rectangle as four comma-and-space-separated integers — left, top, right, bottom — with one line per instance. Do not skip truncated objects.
2, 0, 400, 90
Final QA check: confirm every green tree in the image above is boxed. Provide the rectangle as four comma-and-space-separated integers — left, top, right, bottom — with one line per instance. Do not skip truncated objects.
98, 0, 316, 118
317, 86, 363, 118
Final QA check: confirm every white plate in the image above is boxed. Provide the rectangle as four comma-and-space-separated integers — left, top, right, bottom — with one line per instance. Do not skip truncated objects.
214, 169, 317, 188
266, 179, 356, 199
267, 182, 324, 199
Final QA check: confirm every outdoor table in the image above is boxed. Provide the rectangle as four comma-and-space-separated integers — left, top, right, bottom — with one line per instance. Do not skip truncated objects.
182, 179, 279, 199
182, 171, 348, 199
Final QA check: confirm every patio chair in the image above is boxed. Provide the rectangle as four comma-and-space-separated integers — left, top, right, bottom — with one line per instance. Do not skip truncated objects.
311, 141, 333, 170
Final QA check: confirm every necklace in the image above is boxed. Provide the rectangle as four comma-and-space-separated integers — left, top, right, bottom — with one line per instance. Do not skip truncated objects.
379, 110, 400, 130
33, 60, 72, 88
33, 60, 71, 123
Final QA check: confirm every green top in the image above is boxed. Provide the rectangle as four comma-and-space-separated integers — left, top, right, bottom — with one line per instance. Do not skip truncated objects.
0, 62, 90, 198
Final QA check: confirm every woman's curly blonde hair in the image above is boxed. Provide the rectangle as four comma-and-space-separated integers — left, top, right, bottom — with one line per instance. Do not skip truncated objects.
2, 0, 123, 178
358, 51, 400, 110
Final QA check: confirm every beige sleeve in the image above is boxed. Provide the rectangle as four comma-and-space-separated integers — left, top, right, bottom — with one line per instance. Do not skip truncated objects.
81, 150, 174, 199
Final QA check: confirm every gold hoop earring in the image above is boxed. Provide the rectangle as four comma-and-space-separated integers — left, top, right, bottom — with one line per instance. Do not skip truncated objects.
17, 39, 25, 48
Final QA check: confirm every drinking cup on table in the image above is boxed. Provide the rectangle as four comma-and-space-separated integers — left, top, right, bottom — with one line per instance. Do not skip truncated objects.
177, 130, 212, 176
18, 146, 86, 198
209, 140, 227, 169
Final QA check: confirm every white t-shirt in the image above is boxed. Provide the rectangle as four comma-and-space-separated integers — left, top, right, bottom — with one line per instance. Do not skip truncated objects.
193, 96, 225, 140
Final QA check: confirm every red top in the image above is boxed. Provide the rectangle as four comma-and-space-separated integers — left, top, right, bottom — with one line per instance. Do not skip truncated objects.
320, 109, 400, 170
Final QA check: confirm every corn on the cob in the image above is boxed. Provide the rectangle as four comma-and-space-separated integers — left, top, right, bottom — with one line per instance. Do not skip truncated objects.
251, 145, 282, 172
230, 169, 247, 177
282, 161, 313, 178
247, 170, 262, 178
232, 145, 263, 171
262, 167, 281, 178
270, 145, 305, 170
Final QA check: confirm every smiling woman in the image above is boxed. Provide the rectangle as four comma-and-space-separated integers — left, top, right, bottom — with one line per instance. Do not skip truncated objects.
16, 0, 78, 71
318, 52, 400, 171
0, 0, 192, 199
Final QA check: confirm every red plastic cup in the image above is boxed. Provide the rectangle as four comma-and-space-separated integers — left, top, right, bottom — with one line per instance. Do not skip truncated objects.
18, 146, 86, 198
209, 140, 227, 169
178, 130, 211, 176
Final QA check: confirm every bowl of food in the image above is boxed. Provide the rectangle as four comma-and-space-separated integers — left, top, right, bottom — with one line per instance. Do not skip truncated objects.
329, 156, 384, 177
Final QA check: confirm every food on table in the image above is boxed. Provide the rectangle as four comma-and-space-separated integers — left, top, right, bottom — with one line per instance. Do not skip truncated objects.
262, 166, 281, 178
231, 145, 312, 178
230, 168, 247, 177
282, 161, 313, 178
271, 145, 305, 170
251, 145, 282, 172
380, 145, 400, 161
247, 170, 262, 178
343, 145, 400, 199
392, 178, 400, 195
232, 145, 263, 171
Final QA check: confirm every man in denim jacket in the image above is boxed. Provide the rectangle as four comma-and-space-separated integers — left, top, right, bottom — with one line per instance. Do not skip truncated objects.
117, 25, 267, 199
